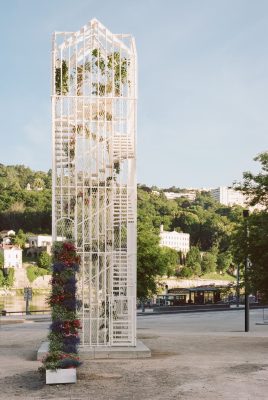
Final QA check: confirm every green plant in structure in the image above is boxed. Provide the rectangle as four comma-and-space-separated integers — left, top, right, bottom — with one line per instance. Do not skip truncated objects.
114, 162, 120, 175
75, 62, 91, 95
92, 48, 106, 74
99, 298, 118, 343
55, 60, 69, 95
107, 51, 128, 96
94, 110, 113, 121
91, 48, 129, 97
63, 125, 99, 162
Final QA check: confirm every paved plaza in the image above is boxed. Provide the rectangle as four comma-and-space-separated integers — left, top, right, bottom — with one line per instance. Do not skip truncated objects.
0, 309, 268, 399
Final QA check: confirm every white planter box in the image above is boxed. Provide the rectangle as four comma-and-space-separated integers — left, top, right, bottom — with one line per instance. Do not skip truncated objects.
46, 368, 77, 384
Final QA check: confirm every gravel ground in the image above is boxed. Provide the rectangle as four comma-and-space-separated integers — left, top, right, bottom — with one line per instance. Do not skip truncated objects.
0, 310, 268, 399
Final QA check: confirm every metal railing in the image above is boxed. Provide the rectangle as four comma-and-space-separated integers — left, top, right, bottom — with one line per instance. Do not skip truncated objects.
0, 309, 51, 316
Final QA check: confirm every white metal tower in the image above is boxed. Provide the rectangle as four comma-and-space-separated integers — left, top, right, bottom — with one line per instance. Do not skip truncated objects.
52, 19, 137, 346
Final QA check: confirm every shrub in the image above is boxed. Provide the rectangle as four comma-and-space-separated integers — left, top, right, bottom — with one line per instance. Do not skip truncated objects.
5, 268, 15, 287
180, 266, 193, 278
0, 269, 5, 286
0, 253, 4, 268
0, 268, 15, 288
37, 251, 52, 270
27, 266, 48, 283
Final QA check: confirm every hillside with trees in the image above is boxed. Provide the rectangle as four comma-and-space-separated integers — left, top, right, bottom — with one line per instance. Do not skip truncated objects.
137, 185, 242, 297
0, 152, 267, 300
0, 164, 51, 232
137, 152, 268, 300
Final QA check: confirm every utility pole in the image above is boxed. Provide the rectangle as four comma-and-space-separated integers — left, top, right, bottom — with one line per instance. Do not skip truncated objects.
243, 210, 250, 332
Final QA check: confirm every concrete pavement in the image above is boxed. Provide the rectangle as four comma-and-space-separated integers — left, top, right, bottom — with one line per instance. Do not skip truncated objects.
0, 309, 268, 399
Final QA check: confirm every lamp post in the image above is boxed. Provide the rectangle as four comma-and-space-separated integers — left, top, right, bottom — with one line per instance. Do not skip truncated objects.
24, 287, 32, 315
243, 210, 250, 332
236, 263, 240, 308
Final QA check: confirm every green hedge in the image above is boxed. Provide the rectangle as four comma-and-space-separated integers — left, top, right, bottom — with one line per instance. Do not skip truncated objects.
26, 266, 48, 283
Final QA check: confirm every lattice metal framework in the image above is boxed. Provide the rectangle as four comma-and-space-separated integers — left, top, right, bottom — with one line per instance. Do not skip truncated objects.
52, 19, 137, 346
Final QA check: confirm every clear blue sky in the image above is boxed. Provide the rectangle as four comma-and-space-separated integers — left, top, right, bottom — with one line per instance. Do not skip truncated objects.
0, 0, 267, 188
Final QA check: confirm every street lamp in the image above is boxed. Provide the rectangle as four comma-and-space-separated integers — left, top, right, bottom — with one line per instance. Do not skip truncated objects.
236, 262, 240, 308
243, 209, 250, 332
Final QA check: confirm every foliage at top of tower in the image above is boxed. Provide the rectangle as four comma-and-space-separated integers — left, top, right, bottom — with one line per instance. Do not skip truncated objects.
56, 48, 129, 97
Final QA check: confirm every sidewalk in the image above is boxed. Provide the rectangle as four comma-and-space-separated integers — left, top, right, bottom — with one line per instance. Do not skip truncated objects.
0, 314, 51, 325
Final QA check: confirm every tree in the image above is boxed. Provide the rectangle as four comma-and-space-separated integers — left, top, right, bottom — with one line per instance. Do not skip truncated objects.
232, 152, 268, 300
13, 229, 27, 248
235, 151, 268, 208
246, 213, 268, 300
184, 247, 202, 276
232, 211, 268, 300
38, 251, 52, 270
186, 246, 201, 267
137, 222, 177, 299
192, 262, 202, 276
172, 212, 201, 245
160, 247, 179, 277
201, 252, 217, 274
8, 201, 25, 213
217, 252, 232, 274
33, 177, 45, 190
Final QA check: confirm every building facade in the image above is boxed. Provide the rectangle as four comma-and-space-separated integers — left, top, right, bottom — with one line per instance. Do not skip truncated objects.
159, 225, 190, 254
0, 245, 22, 269
28, 235, 53, 248
164, 192, 196, 201
210, 187, 246, 207
27, 235, 64, 248
26, 235, 64, 257
52, 19, 137, 347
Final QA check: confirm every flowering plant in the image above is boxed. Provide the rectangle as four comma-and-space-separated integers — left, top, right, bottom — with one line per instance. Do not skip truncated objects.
41, 241, 82, 371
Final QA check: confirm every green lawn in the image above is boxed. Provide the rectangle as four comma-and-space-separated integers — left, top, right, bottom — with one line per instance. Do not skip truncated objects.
200, 272, 236, 281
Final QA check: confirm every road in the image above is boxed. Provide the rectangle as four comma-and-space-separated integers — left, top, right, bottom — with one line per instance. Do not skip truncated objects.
138, 307, 268, 334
